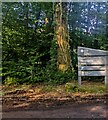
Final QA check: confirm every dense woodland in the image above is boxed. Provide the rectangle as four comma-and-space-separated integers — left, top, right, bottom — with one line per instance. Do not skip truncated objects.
2, 2, 108, 85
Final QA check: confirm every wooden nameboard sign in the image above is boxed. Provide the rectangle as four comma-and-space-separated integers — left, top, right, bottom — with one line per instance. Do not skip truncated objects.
78, 46, 108, 85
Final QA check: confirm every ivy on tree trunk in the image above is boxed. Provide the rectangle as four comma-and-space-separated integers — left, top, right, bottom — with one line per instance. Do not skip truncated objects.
54, 2, 72, 72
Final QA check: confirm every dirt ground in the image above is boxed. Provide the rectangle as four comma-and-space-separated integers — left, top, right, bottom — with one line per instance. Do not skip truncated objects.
1, 85, 108, 119
2, 102, 107, 119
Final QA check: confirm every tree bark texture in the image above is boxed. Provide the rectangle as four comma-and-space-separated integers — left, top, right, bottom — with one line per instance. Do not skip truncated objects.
54, 2, 72, 71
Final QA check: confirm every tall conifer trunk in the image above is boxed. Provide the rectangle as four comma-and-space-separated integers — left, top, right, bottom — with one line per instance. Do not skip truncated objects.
54, 2, 72, 71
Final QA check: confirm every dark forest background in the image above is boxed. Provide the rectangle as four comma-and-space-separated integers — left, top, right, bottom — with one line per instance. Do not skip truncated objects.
2, 2, 108, 85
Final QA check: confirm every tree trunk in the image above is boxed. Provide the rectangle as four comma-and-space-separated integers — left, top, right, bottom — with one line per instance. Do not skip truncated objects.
54, 2, 72, 71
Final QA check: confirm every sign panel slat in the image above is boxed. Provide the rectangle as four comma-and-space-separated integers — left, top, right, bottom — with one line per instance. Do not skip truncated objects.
78, 47, 106, 56
78, 66, 105, 71
78, 56, 105, 65
79, 71, 106, 76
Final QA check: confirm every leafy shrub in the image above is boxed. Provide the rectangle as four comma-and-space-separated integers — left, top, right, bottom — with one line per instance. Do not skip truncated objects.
65, 83, 79, 92
29, 67, 75, 85
4, 77, 18, 85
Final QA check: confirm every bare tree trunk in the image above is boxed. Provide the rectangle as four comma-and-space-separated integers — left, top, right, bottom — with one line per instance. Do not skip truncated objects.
54, 2, 72, 71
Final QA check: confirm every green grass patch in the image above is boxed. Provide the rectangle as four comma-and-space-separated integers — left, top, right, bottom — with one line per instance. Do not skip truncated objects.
65, 81, 107, 93
2, 81, 107, 95
41, 85, 56, 92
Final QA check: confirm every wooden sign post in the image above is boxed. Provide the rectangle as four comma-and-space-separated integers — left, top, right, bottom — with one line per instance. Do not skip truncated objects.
78, 47, 108, 85
105, 53, 108, 85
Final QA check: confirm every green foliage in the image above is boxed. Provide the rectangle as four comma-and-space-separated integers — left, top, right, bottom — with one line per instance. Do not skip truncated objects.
47, 71, 74, 84
65, 83, 79, 92
28, 67, 74, 85
2, 2, 107, 85
2, 2, 54, 84
49, 39, 57, 70
4, 77, 18, 85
